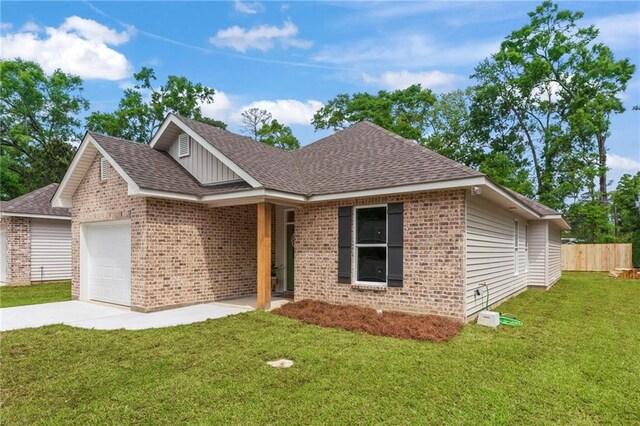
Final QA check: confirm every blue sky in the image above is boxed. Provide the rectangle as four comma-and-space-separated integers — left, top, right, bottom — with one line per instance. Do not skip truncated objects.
1, 1, 639, 187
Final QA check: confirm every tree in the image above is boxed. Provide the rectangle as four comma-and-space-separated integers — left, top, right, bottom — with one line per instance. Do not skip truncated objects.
611, 172, 640, 238
472, 1, 635, 208
312, 85, 437, 142
0, 59, 88, 200
257, 119, 300, 150
240, 108, 272, 140
564, 200, 615, 243
86, 67, 220, 143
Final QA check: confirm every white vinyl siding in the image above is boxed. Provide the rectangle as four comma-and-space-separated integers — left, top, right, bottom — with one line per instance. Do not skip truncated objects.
30, 219, 72, 281
168, 136, 240, 184
527, 221, 547, 286
547, 224, 562, 285
465, 196, 528, 316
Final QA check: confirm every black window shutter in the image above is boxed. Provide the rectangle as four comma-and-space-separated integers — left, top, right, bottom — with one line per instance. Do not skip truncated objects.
338, 206, 352, 283
387, 202, 404, 287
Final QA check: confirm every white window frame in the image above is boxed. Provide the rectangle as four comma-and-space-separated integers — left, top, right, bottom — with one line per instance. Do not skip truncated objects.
524, 223, 529, 273
514, 219, 519, 276
178, 133, 190, 158
100, 157, 109, 181
353, 204, 388, 286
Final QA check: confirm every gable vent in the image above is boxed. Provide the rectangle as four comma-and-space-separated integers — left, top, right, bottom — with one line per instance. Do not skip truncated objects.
178, 133, 190, 157
100, 157, 109, 180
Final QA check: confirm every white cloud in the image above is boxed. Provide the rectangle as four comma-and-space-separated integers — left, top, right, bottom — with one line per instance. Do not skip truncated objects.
592, 12, 640, 50
59, 16, 131, 45
200, 90, 236, 122
237, 99, 323, 125
234, 0, 264, 14
210, 20, 311, 52
0, 16, 132, 80
0, 22, 12, 31
362, 70, 464, 91
313, 33, 498, 69
608, 153, 640, 171
20, 21, 41, 33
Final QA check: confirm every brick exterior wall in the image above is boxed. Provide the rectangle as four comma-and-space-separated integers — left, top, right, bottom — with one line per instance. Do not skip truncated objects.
72, 155, 256, 311
0, 216, 31, 285
294, 190, 467, 321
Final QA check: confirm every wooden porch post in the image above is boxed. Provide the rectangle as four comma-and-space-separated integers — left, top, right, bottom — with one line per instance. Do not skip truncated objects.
256, 202, 272, 310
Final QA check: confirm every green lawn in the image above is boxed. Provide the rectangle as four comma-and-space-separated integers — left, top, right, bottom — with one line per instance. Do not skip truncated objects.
0, 281, 71, 308
1, 273, 639, 425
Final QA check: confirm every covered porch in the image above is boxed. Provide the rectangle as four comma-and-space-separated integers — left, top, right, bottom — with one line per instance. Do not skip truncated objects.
255, 202, 297, 310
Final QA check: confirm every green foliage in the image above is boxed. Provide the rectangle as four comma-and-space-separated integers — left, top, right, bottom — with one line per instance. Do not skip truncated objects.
1, 273, 639, 424
564, 200, 615, 242
257, 119, 300, 150
611, 172, 640, 238
86, 67, 220, 143
0, 59, 88, 200
471, 1, 635, 209
0, 281, 71, 308
312, 84, 437, 141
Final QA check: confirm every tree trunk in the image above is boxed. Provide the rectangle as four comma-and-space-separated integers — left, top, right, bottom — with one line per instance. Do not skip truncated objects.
598, 133, 608, 205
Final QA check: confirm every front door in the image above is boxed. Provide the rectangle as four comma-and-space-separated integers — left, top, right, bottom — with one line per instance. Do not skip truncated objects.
286, 223, 295, 291
285, 210, 295, 292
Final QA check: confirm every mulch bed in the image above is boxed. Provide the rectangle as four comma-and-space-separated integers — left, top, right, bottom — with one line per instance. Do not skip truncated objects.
273, 299, 463, 342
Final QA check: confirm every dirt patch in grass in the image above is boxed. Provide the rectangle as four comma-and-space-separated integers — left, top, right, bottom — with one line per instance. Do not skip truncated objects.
273, 299, 463, 342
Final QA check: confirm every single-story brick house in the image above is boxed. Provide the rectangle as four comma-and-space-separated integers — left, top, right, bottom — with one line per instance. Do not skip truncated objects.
52, 114, 568, 321
0, 184, 72, 285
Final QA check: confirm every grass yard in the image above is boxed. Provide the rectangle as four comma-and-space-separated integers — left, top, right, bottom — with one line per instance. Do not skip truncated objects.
0, 281, 71, 308
1, 273, 639, 425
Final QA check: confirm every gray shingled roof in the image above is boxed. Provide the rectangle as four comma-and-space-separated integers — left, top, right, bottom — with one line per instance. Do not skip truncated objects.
504, 188, 561, 216
1, 184, 70, 217
174, 116, 309, 194
291, 121, 483, 195
90, 132, 252, 197
89, 119, 559, 217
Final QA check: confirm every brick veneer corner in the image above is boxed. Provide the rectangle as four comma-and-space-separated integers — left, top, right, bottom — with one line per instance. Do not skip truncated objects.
0, 215, 32, 285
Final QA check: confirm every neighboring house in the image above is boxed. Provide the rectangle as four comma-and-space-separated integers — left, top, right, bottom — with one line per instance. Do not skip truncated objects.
52, 114, 569, 321
0, 184, 72, 285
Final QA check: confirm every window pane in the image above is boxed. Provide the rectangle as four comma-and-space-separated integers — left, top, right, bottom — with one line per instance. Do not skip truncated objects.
286, 211, 295, 223
356, 207, 386, 244
357, 247, 386, 283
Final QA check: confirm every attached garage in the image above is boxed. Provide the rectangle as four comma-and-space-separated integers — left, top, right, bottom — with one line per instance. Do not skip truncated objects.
82, 221, 131, 306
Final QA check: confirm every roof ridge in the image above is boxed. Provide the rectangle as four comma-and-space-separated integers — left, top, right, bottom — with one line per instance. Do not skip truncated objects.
360, 121, 481, 178
88, 131, 142, 146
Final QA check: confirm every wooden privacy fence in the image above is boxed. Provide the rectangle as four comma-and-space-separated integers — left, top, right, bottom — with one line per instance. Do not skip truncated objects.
562, 243, 633, 271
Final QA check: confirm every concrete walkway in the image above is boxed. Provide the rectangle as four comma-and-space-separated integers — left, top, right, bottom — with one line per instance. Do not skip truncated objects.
0, 300, 253, 331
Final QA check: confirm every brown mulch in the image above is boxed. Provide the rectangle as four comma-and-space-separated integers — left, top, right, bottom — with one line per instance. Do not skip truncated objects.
273, 299, 463, 342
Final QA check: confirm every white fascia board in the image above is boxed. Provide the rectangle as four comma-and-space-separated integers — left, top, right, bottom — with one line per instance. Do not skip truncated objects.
543, 215, 571, 230
200, 189, 306, 205
88, 136, 141, 196
134, 189, 200, 202
52, 134, 93, 208
307, 177, 486, 202
151, 115, 262, 188
0, 212, 71, 220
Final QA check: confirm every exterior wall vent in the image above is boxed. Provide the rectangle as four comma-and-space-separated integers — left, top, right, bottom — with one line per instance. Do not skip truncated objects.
178, 134, 190, 157
100, 157, 109, 181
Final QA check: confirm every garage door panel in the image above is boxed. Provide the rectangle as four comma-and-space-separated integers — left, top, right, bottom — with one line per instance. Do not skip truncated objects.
86, 223, 131, 306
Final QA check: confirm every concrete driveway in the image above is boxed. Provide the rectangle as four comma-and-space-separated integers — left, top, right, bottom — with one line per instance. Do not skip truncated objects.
0, 301, 252, 331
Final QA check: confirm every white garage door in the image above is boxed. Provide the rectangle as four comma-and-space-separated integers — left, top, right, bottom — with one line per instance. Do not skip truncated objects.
86, 222, 131, 306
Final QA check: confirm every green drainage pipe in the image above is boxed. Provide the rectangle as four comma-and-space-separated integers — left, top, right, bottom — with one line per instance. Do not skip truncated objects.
499, 314, 523, 327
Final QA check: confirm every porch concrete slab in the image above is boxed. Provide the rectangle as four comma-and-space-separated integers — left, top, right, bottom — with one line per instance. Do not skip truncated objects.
0, 301, 252, 332
212, 295, 289, 310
